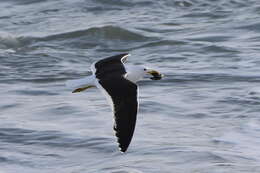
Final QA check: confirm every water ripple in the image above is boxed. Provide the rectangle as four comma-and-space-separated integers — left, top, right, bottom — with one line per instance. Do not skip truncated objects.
0, 128, 113, 152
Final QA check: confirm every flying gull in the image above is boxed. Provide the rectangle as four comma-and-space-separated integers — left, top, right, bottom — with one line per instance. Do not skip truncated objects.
66, 53, 163, 152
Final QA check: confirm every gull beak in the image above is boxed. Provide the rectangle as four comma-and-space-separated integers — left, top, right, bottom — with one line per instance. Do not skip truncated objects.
146, 69, 163, 80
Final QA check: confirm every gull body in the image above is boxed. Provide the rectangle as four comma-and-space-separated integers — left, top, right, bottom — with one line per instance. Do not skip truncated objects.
66, 53, 162, 152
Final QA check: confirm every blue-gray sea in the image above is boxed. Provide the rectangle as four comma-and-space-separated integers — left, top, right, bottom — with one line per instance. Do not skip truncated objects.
1, 0, 260, 172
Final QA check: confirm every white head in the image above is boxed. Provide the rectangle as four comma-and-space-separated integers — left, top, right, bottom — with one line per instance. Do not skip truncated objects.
125, 65, 163, 83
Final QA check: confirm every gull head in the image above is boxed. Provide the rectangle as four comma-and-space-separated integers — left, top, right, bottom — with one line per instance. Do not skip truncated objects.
125, 65, 163, 82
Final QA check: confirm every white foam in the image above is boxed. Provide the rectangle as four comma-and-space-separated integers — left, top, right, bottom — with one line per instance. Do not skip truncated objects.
0, 32, 21, 48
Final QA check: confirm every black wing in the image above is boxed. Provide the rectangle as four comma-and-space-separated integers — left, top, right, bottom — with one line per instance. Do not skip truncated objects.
94, 53, 129, 79
99, 76, 138, 152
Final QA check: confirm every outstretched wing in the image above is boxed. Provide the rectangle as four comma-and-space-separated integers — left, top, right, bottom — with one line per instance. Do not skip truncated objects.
94, 53, 129, 79
98, 76, 138, 152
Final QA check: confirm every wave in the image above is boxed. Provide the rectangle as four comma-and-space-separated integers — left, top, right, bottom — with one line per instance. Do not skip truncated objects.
0, 127, 113, 152
236, 21, 260, 33
38, 25, 150, 42
3, 0, 48, 5
214, 120, 260, 162
0, 32, 33, 51
156, 73, 260, 85
0, 26, 151, 51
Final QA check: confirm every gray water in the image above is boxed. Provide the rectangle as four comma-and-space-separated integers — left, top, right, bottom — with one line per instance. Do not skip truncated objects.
1, 0, 260, 172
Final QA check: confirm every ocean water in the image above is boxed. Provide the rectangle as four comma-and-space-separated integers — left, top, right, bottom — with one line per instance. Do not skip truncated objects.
1, 0, 260, 172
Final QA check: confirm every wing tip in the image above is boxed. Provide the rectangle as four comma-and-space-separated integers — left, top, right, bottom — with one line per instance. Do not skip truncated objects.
119, 146, 128, 153
116, 135, 129, 153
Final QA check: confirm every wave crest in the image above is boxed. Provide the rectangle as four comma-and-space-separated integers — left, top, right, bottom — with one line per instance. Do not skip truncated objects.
39, 25, 149, 42
0, 32, 32, 51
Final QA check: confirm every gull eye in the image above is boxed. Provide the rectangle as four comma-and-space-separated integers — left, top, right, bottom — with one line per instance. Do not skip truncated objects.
143, 68, 147, 71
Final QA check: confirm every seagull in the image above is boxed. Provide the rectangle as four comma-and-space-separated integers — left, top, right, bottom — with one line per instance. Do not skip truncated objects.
66, 53, 163, 152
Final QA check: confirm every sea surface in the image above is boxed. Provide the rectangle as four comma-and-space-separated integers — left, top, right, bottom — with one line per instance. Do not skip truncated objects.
1, 0, 260, 172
